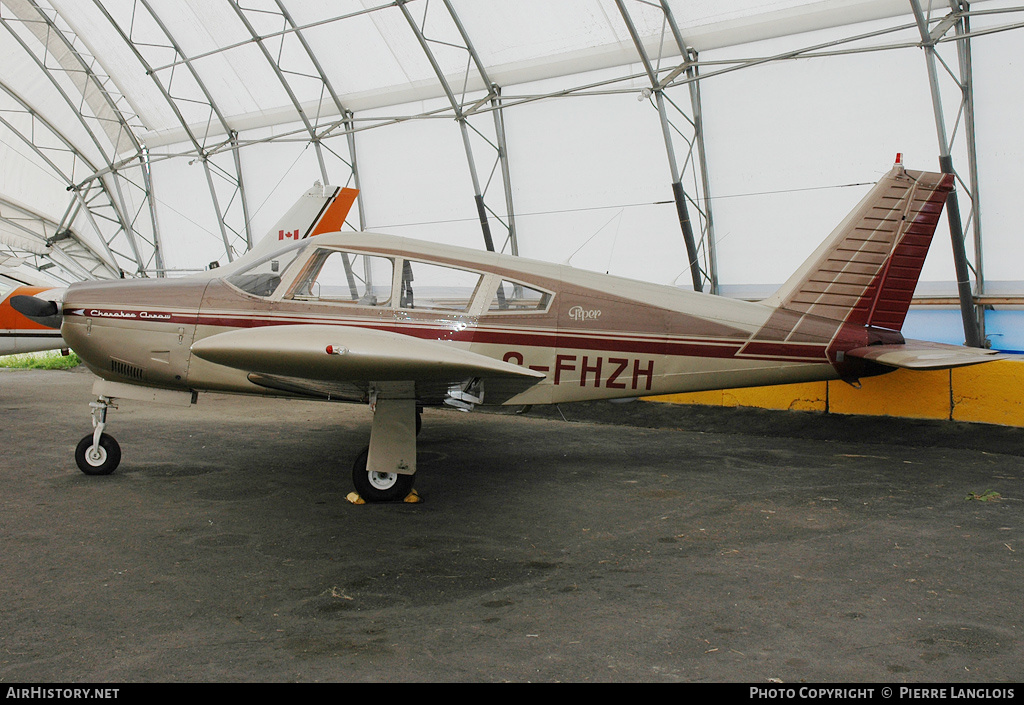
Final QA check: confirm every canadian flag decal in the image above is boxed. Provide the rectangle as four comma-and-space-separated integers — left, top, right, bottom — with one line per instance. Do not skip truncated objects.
278, 229, 300, 241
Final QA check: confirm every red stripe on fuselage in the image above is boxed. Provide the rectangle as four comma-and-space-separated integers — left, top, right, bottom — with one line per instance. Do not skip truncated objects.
69, 306, 830, 364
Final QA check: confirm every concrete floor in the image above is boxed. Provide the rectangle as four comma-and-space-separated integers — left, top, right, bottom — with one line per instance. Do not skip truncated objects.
1, 366, 1023, 683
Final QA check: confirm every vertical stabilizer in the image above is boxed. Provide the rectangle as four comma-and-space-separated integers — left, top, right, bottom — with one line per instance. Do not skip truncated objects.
199, 185, 359, 278
760, 161, 954, 339
249, 184, 359, 260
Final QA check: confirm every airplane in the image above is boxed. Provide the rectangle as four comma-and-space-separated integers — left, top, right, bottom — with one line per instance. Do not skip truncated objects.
0, 264, 66, 356
12, 158, 1012, 503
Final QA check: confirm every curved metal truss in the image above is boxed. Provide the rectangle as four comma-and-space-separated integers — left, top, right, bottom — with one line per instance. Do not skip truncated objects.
90, 0, 255, 263
2, 0, 1023, 344
1, 0, 158, 280
0, 195, 116, 282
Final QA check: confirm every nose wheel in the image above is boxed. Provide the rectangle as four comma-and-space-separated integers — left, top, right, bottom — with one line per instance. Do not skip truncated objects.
75, 433, 121, 475
75, 397, 121, 476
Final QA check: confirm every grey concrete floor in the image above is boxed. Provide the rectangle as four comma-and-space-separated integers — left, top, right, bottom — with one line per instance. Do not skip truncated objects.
1, 366, 1023, 683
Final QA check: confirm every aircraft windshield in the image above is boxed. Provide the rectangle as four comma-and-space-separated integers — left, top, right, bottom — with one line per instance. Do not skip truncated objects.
224, 240, 306, 297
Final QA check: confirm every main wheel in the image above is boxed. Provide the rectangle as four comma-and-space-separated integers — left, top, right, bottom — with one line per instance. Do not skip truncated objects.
75, 433, 121, 476
351, 446, 415, 502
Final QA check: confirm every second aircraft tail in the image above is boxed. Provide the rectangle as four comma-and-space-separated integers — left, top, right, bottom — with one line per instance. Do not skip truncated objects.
202, 184, 359, 278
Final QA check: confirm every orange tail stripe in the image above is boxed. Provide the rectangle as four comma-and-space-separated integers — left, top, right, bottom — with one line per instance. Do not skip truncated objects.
310, 188, 359, 237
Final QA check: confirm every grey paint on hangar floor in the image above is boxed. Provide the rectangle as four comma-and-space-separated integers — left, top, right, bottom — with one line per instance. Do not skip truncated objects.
1, 367, 1022, 682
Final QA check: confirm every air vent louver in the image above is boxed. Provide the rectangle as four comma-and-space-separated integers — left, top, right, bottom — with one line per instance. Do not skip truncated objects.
110, 358, 146, 381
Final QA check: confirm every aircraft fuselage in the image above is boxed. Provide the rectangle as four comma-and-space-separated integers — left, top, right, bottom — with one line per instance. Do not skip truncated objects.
61, 232, 883, 408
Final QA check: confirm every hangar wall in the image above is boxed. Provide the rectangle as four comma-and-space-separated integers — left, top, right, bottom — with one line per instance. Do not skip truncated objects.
4, 0, 1022, 299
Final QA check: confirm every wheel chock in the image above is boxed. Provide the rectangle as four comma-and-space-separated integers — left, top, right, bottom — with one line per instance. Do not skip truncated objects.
345, 489, 421, 505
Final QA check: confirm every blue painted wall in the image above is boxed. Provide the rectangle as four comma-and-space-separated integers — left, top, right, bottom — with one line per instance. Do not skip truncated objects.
904, 309, 1024, 354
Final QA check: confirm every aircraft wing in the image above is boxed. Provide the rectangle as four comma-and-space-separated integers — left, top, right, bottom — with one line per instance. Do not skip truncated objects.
191, 324, 545, 404
844, 339, 1015, 370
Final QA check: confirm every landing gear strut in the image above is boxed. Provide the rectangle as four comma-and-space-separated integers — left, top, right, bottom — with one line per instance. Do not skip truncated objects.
349, 385, 419, 503
75, 397, 121, 475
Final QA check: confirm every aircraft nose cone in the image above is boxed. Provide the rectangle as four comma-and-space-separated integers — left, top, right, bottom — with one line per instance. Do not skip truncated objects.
10, 295, 59, 322
58, 278, 206, 389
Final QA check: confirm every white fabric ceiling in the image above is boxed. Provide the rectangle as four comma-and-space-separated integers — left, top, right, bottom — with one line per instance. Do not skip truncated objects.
47, 0, 917, 145
0, 0, 1021, 300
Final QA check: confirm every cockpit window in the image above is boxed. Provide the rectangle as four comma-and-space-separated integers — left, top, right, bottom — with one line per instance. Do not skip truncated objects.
488, 280, 552, 313
288, 249, 394, 306
399, 260, 483, 312
224, 241, 305, 297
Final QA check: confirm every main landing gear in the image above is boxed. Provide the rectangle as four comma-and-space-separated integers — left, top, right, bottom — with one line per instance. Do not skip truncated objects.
348, 389, 421, 504
351, 446, 416, 502
75, 396, 121, 476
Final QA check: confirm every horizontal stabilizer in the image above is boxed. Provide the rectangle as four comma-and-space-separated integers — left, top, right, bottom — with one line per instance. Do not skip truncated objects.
845, 339, 1014, 370
191, 324, 547, 383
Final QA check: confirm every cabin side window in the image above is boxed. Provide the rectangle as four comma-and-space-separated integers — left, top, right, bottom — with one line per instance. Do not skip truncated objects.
399, 260, 483, 312
288, 249, 394, 306
487, 280, 552, 313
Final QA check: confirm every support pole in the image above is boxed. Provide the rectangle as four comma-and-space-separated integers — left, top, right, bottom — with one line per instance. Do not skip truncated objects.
398, 0, 512, 254
139, 148, 165, 276
657, 93, 704, 293
616, 0, 706, 292
229, 131, 253, 250
910, 0, 983, 348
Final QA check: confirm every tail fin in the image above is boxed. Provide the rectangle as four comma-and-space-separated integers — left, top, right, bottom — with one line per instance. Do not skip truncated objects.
762, 161, 954, 335
750, 162, 1013, 373
202, 184, 359, 277
741, 161, 954, 366
248, 184, 359, 260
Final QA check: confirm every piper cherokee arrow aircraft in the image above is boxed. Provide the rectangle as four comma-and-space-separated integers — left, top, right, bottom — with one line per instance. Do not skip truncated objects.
12, 159, 1012, 502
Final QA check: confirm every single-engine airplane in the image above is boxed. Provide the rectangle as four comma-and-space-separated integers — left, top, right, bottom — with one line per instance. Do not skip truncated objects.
12, 159, 1012, 501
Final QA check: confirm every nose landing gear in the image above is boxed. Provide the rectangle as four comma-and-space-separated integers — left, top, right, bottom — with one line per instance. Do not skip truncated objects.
75, 397, 121, 476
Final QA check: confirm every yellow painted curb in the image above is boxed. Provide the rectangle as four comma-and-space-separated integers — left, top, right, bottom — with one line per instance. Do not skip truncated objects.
828, 368, 950, 420
648, 381, 827, 412
646, 360, 1024, 428
952, 360, 1024, 427
649, 381, 827, 411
